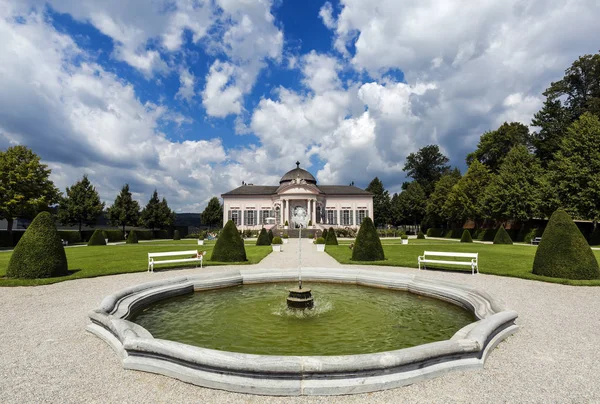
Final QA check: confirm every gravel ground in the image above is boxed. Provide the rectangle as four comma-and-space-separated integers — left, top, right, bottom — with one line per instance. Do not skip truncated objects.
1, 239, 600, 403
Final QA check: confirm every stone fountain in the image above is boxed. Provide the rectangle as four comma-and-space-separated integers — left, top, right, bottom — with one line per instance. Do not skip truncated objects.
286, 205, 314, 309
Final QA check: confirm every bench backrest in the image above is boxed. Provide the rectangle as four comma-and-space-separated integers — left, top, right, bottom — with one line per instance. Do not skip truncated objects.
423, 251, 478, 259
148, 250, 200, 259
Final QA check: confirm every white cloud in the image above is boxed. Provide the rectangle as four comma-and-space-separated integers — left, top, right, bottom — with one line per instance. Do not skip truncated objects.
175, 68, 196, 103
202, 60, 244, 117
319, 2, 336, 30
301, 51, 341, 93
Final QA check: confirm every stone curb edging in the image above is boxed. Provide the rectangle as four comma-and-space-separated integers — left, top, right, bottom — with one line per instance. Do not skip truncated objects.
87, 268, 518, 396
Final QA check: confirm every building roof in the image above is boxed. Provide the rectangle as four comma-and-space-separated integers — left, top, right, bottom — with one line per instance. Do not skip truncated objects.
222, 184, 371, 197
317, 185, 372, 195
279, 161, 317, 185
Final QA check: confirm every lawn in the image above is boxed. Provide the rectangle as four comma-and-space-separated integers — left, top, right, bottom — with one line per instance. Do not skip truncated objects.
327, 239, 600, 286
0, 239, 272, 287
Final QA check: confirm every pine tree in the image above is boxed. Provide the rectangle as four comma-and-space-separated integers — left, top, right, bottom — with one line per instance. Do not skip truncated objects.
58, 175, 105, 234
106, 184, 140, 235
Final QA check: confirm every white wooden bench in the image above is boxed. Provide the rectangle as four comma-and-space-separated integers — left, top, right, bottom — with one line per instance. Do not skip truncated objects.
148, 250, 205, 272
531, 237, 542, 245
418, 251, 479, 275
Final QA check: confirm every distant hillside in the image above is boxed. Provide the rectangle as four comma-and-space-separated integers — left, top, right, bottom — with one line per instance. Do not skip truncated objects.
175, 213, 201, 227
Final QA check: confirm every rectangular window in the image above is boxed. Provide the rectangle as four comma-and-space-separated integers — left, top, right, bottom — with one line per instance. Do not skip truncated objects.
356, 209, 367, 225
327, 210, 337, 225
228, 210, 241, 226
244, 210, 257, 226
341, 210, 353, 226
260, 209, 273, 225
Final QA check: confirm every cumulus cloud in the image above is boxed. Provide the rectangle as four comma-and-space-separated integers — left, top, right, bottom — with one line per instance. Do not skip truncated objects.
301, 51, 342, 93
175, 68, 196, 103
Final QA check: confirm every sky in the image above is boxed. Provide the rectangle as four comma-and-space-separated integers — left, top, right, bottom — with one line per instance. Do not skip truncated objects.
1, 0, 599, 212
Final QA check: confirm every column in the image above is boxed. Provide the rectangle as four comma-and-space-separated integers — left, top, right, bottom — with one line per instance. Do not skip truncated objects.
311, 199, 316, 225
283, 199, 287, 226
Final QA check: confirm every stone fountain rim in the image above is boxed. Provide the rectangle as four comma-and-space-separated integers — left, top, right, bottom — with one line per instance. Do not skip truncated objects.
87, 267, 518, 396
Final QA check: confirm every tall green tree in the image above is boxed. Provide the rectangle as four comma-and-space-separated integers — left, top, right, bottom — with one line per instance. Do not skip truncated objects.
0, 145, 61, 235
57, 175, 105, 233
403, 145, 450, 196
532, 52, 600, 164
396, 182, 426, 226
365, 177, 391, 227
482, 145, 543, 223
442, 160, 491, 227
106, 184, 140, 235
466, 122, 532, 172
140, 189, 174, 230
201, 197, 223, 229
425, 168, 462, 227
548, 113, 600, 221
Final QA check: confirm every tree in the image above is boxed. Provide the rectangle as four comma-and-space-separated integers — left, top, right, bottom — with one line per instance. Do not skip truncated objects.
403, 145, 450, 196
395, 182, 426, 226
106, 184, 140, 235
256, 228, 270, 245
211, 220, 247, 262
548, 113, 600, 221
140, 190, 174, 230
482, 145, 543, 223
442, 160, 491, 227
425, 168, 462, 227
466, 122, 532, 172
0, 145, 61, 236
365, 177, 391, 227
352, 217, 385, 261
532, 52, 600, 164
7, 212, 68, 279
201, 197, 223, 229
57, 175, 104, 233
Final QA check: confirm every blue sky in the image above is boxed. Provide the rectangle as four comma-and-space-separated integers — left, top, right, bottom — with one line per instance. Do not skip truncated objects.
1, 0, 599, 212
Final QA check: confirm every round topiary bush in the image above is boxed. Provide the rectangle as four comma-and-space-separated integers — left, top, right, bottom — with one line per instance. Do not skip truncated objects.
322, 229, 328, 242
88, 229, 107, 246
533, 209, 600, 280
173, 230, 181, 240
460, 229, 473, 243
326, 227, 338, 245
315, 237, 325, 244
256, 228, 271, 245
493, 226, 513, 245
272, 236, 282, 245
7, 212, 69, 279
126, 230, 138, 244
352, 217, 385, 261
268, 229, 274, 243
211, 220, 247, 262
417, 231, 425, 239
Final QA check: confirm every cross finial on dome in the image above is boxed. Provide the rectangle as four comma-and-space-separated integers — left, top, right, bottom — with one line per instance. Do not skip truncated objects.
296, 161, 300, 168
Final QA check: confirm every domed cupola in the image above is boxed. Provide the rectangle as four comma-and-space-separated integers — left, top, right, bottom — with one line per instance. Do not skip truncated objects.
279, 161, 317, 185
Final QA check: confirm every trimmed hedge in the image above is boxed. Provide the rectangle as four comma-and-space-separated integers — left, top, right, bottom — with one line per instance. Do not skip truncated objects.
133, 230, 153, 240
57, 231, 82, 245
256, 228, 271, 246
322, 229, 328, 242
532, 209, 600, 280
88, 229, 107, 246
268, 229, 274, 243
352, 217, 385, 261
7, 212, 68, 279
417, 231, 425, 239
211, 220, 247, 262
315, 237, 325, 244
272, 236, 282, 245
460, 229, 473, 243
326, 227, 338, 245
426, 228, 444, 237
126, 230, 138, 244
493, 226, 513, 245
173, 230, 180, 240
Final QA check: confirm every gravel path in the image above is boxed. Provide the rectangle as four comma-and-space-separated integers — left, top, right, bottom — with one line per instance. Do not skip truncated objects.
1, 239, 599, 403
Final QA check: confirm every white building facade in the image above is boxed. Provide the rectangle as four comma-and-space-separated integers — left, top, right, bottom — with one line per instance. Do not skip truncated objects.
221, 162, 373, 230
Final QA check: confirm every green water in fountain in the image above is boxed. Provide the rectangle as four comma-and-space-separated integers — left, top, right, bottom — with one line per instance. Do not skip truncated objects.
131, 282, 475, 356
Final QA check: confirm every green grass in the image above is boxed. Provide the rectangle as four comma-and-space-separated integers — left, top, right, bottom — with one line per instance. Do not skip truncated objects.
326, 239, 600, 286
0, 239, 271, 286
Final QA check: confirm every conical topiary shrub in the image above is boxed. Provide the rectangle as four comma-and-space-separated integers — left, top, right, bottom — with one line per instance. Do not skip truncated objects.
493, 226, 513, 245
211, 220, 247, 262
326, 227, 338, 245
460, 229, 473, 243
173, 230, 180, 240
352, 217, 385, 261
88, 229, 107, 246
126, 230, 138, 244
322, 228, 328, 242
417, 231, 425, 239
256, 228, 271, 245
7, 212, 68, 279
268, 229, 274, 243
533, 209, 600, 279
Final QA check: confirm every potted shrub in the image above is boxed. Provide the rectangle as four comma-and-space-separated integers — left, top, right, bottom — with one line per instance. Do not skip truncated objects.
315, 237, 326, 252
282, 233, 289, 244
198, 233, 205, 246
401, 234, 408, 245
284, 220, 289, 229
271, 236, 283, 252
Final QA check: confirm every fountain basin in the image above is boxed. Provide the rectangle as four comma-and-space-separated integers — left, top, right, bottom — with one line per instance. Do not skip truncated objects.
87, 268, 518, 396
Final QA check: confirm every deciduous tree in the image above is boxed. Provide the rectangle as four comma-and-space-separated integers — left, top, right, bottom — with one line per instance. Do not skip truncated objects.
403, 145, 450, 196
201, 197, 223, 229
365, 177, 391, 227
443, 160, 491, 227
466, 122, 532, 172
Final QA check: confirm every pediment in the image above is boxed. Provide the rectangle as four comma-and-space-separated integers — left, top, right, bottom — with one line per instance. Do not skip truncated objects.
277, 183, 320, 195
